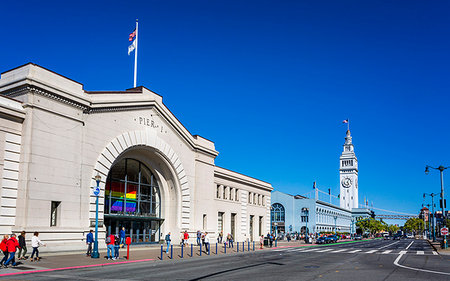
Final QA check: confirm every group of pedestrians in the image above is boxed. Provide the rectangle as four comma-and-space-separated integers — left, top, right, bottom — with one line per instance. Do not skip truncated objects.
86, 227, 127, 260
0, 231, 45, 268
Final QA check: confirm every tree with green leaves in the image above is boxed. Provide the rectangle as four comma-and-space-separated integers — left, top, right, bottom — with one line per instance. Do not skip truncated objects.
403, 218, 424, 234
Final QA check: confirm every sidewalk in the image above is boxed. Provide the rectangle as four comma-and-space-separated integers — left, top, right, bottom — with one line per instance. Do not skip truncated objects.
0, 240, 310, 277
428, 238, 450, 255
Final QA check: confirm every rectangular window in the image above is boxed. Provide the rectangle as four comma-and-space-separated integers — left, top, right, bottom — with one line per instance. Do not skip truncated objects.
203, 214, 207, 230
223, 186, 227, 199
50, 201, 61, 226
230, 188, 233, 201
216, 185, 220, 199
231, 213, 236, 238
235, 189, 239, 201
253, 193, 256, 205
218, 212, 224, 232
259, 216, 263, 236
262, 195, 265, 206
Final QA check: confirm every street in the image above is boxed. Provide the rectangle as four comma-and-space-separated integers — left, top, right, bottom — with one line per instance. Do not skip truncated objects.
1, 239, 449, 280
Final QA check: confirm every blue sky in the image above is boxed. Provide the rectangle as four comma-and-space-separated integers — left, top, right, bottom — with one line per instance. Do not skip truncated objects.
1, 0, 449, 224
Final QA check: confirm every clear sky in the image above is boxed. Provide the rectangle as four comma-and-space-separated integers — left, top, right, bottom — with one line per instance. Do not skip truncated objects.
1, 0, 449, 225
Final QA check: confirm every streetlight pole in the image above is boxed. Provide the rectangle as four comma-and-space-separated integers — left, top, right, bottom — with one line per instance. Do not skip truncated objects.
302, 207, 309, 243
425, 165, 449, 248
334, 216, 338, 235
424, 193, 438, 242
91, 174, 101, 259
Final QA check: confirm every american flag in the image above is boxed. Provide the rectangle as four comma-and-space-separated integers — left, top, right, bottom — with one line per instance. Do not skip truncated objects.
342, 119, 348, 124
129, 29, 136, 41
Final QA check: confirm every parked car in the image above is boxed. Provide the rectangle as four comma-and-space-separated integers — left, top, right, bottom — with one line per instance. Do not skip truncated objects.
316, 236, 327, 244
406, 233, 414, 239
354, 235, 362, 240
383, 235, 390, 240
393, 234, 402, 240
326, 235, 339, 243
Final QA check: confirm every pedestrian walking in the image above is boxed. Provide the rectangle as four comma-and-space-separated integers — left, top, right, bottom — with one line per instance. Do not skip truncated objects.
217, 231, 223, 243
0, 235, 9, 266
114, 234, 120, 259
165, 232, 171, 253
196, 230, 201, 246
204, 232, 210, 253
106, 233, 115, 260
119, 227, 126, 248
260, 235, 264, 249
4, 234, 19, 267
228, 233, 234, 248
18, 231, 27, 260
183, 230, 189, 246
86, 230, 94, 256
30, 232, 45, 262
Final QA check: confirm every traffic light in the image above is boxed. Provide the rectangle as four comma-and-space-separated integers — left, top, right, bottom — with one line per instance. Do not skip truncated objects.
441, 199, 447, 209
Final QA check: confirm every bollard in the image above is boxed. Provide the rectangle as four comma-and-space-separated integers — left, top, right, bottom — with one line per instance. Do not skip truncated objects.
191, 243, 193, 257
200, 243, 202, 256
275, 239, 277, 247
160, 244, 163, 260
237, 242, 239, 252
243, 242, 245, 252
248, 241, 250, 251
216, 243, 218, 255
181, 244, 183, 258
224, 242, 226, 254
253, 241, 255, 251
171, 244, 173, 259
127, 243, 130, 260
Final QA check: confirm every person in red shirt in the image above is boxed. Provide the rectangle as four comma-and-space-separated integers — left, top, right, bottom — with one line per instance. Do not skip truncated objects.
4, 234, 19, 267
106, 233, 115, 260
0, 235, 9, 266
183, 231, 189, 246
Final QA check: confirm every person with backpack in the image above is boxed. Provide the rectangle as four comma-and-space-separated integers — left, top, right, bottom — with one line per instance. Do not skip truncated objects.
4, 234, 19, 267
165, 232, 171, 253
114, 234, 120, 260
30, 232, 45, 262
18, 231, 27, 260
0, 235, 9, 266
106, 233, 115, 260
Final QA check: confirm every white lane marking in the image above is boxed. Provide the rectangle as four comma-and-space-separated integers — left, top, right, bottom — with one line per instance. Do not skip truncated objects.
302, 248, 320, 252
331, 249, 347, 253
382, 250, 392, 254
394, 252, 450, 276
349, 249, 362, 253
399, 250, 407, 255
288, 248, 307, 252
417, 251, 424, 255
433, 251, 438, 255
405, 241, 414, 250
317, 248, 333, 252
378, 241, 400, 250
366, 250, 377, 253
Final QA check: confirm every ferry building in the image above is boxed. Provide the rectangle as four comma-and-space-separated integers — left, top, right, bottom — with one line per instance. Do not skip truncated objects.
0, 63, 272, 250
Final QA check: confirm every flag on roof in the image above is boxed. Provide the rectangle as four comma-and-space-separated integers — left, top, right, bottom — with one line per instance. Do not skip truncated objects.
342, 119, 348, 124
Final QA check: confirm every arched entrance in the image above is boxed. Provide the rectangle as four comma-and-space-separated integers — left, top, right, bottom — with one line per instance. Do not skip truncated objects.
91, 130, 192, 243
104, 158, 162, 243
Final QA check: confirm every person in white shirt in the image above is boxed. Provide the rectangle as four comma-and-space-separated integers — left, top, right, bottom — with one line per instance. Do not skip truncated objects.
30, 232, 46, 262
204, 232, 210, 253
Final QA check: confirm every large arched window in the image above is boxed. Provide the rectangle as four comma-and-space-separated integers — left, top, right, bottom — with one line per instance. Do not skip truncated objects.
105, 158, 161, 218
271, 203, 285, 222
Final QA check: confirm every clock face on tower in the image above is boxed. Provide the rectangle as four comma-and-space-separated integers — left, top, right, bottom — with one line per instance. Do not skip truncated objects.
341, 177, 352, 188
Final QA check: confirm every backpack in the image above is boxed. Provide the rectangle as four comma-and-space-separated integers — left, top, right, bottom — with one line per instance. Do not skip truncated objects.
114, 236, 120, 245
105, 236, 111, 244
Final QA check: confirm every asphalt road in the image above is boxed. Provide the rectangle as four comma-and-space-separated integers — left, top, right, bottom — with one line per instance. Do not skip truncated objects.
2, 239, 450, 281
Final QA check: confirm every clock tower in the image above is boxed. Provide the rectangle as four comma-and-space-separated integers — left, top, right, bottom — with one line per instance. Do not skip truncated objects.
340, 129, 358, 210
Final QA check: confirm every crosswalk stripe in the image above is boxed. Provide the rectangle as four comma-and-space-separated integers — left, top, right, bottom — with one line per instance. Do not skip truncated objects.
417, 251, 424, 255
331, 249, 347, 253
349, 249, 362, 253
317, 248, 333, 252
382, 250, 392, 254
302, 248, 320, 252
433, 251, 438, 255
399, 250, 407, 255
366, 250, 377, 253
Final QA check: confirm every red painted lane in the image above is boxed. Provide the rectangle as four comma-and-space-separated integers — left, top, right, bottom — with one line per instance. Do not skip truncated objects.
0, 258, 155, 277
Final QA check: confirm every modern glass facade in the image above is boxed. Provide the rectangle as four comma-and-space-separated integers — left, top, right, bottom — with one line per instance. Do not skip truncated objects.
104, 158, 162, 243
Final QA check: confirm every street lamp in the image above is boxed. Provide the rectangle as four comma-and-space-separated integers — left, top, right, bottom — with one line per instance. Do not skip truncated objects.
424, 193, 437, 242
91, 173, 101, 259
425, 165, 449, 248
334, 216, 338, 235
302, 207, 309, 243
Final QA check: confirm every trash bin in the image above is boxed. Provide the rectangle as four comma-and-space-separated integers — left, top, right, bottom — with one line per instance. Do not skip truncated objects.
264, 238, 269, 246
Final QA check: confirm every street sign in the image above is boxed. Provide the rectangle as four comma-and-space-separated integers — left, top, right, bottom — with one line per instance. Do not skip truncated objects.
441, 227, 448, 236
93, 187, 100, 196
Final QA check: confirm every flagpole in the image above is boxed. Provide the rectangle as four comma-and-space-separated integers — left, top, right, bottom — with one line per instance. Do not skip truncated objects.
348, 118, 350, 131
134, 19, 138, 88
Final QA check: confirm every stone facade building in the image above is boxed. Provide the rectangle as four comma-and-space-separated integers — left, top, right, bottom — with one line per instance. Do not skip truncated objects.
0, 63, 272, 251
